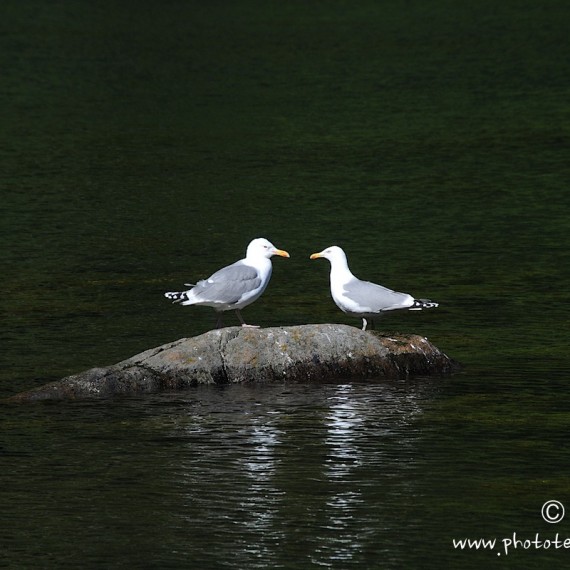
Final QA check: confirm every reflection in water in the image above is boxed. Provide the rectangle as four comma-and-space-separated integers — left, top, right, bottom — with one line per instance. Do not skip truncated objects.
165, 383, 432, 568
308, 382, 429, 567
318, 384, 366, 564
237, 419, 285, 557
0, 379, 441, 569
325, 384, 365, 477
8, 378, 569, 569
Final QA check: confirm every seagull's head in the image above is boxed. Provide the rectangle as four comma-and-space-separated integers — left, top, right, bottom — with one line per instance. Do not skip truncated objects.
310, 246, 347, 264
247, 238, 290, 260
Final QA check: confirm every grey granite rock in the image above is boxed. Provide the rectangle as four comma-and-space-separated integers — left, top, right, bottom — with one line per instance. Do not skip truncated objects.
6, 325, 459, 403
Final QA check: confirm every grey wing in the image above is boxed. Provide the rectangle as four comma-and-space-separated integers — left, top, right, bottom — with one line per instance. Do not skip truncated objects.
192, 263, 261, 304
344, 279, 414, 312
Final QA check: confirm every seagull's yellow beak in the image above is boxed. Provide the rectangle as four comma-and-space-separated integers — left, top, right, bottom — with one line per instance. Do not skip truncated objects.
273, 249, 290, 258
309, 252, 322, 260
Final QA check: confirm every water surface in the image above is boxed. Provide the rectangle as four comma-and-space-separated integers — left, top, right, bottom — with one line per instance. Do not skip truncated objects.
2, 0, 570, 568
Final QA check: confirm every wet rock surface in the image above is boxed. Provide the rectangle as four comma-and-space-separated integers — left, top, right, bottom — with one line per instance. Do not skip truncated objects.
6, 324, 459, 403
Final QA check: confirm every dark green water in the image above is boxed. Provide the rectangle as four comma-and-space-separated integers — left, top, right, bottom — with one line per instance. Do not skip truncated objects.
2, 1, 570, 568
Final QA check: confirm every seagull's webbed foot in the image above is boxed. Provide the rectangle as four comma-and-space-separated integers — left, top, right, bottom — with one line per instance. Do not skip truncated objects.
236, 310, 259, 328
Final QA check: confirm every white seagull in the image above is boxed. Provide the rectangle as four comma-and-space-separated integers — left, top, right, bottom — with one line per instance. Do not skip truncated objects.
165, 238, 290, 328
310, 246, 438, 331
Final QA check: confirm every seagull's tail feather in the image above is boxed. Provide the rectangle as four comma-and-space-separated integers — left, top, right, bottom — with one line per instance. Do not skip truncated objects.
409, 298, 439, 311
164, 291, 189, 304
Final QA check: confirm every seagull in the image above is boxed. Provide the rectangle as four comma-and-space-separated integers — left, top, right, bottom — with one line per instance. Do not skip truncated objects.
310, 245, 438, 331
165, 238, 290, 328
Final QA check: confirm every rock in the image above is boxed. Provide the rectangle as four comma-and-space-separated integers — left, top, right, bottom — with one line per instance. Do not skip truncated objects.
5, 324, 459, 403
